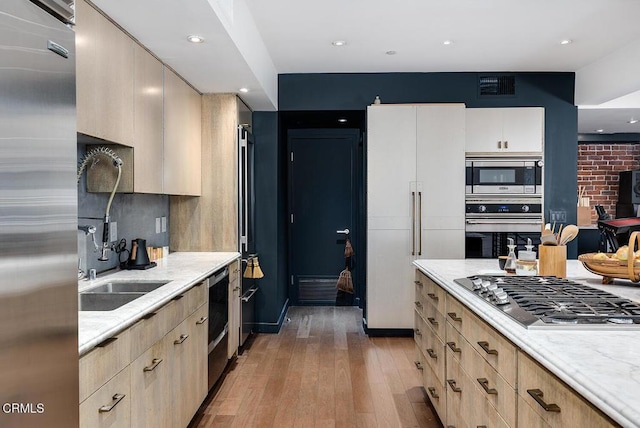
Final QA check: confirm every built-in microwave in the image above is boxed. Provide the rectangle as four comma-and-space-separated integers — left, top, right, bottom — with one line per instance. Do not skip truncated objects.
466, 158, 543, 195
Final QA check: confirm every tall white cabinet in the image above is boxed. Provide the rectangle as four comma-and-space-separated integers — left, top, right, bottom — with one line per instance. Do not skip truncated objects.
366, 104, 465, 329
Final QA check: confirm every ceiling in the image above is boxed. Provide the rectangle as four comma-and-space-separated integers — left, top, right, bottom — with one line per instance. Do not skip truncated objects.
90, 0, 640, 134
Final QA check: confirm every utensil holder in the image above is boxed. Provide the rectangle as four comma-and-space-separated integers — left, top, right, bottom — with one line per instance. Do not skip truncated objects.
538, 245, 567, 278
577, 206, 591, 226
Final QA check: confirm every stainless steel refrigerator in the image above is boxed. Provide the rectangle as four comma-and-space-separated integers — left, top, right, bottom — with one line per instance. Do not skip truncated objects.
0, 1, 78, 427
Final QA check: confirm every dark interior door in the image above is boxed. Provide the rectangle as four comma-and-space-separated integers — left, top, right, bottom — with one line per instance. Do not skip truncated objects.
288, 129, 359, 305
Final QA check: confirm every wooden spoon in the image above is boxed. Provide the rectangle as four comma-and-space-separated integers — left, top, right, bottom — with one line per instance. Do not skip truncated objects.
559, 224, 579, 245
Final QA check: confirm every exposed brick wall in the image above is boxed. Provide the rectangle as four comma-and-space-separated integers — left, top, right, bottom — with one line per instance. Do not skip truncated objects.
577, 143, 640, 221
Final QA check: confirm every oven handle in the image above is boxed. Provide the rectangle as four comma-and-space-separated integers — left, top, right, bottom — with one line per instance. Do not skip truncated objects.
466, 219, 542, 225
241, 287, 259, 302
208, 267, 229, 288
208, 324, 229, 354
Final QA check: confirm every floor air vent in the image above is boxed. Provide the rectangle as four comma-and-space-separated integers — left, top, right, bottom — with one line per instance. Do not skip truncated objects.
299, 277, 339, 303
479, 75, 516, 96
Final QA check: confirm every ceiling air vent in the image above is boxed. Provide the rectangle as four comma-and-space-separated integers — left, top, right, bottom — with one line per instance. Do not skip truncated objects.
479, 75, 516, 96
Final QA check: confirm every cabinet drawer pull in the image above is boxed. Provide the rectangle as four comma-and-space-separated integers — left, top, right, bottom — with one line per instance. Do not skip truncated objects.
477, 426, 488, 428
477, 378, 498, 395
196, 316, 208, 325
477, 341, 498, 355
427, 387, 439, 399
427, 292, 439, 301
98, 393, 125, 413
414, 329, 422, 336
426, 348, 437, 359
414, 280, 423, 287
141, 312, 157, 320
414, 301, 423, 309
427, 317, 438, 326
172, 294, 184, 301
447, 379, 461, 393
96, 337, 117, 348
174, 334, 189, 345
446, 341, 461, 353
447, 312, 462, 322
527, 389, 561, 412
414, 361, 423, 371
143, 358, 163, 372
504, 140, 509, 149
194, 281, 205, 287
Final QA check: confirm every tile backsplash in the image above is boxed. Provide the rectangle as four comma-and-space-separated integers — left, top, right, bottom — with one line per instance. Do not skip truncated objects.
77, 144, 169, 276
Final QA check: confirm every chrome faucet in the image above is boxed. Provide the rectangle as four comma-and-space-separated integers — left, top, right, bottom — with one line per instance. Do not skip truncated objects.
77, 146, 123, 263
78, 224, 99, 253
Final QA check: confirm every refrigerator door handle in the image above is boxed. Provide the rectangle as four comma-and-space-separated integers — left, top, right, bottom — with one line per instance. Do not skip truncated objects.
238, 125, 249, 253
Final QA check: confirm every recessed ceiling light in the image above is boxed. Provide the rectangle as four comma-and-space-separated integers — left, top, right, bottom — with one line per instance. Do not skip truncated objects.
560, 39, 572, 45
385, 50, 396, 55
338, 118, 347, 123
596, 129, 605, 133
629, 118, 639, 124
239, 88, 249, 93
443, 40, 453, 45
187, 35, 205, 43
332, 40, 346, 47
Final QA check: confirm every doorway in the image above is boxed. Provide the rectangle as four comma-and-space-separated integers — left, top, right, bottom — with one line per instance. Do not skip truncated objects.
287, 128, 362, 305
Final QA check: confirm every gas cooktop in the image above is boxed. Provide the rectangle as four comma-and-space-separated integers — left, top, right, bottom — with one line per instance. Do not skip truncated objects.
454, 275, 640, 329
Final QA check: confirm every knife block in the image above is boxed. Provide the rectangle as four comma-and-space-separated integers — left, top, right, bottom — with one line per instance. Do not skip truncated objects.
538, 245, 567, 278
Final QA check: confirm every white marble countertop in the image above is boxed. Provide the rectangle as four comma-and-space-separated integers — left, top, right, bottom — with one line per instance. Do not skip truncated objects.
78, 252, 239, 356
413, 259, 640, 428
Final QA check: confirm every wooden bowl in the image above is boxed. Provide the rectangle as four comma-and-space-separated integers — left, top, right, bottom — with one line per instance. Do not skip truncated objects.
578, 231, 640, 283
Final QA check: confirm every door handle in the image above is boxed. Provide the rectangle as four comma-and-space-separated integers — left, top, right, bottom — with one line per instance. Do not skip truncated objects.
411, 191, 416, 256
336, 229, 350, 235
418, 191, 422, 256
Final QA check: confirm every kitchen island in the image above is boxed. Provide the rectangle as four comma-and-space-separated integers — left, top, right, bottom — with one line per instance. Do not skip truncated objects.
414, 259, 640, 428
78, 251, 239, 355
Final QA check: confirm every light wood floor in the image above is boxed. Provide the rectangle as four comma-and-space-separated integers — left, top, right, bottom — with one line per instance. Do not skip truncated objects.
190, 306, 440, 428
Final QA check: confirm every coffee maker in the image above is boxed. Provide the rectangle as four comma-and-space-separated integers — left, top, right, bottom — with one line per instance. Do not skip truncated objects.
123, 238, 156, 270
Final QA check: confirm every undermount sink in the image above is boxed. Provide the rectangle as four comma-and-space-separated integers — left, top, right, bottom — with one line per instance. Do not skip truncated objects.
79, 292, 146, 311
78, 280, 170, 311
84, 280, 170, 294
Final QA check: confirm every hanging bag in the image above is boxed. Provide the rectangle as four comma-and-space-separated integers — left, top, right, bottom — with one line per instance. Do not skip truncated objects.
336, 268, 354, 294
344, 238, 354, 258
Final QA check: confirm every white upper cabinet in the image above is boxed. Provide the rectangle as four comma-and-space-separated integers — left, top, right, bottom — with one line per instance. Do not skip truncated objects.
466, 107, 544, 154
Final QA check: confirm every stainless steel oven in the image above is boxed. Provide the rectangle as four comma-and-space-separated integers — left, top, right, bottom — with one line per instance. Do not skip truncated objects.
466, 157, 543, 196
465, 199, 543, 258
207, 267, 229, 390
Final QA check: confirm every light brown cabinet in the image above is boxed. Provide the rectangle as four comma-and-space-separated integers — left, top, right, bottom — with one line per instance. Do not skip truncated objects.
130, 338, 170, 428
79, 0, 202, 195
170, 94, 251, 251
228, 260, 241, 358
175, 304, 209, 427
75, 0, 134, 147
163, 67, 202, 196
79, 365, 131, 428
133, 44, 164, 194
79, 281, 208, 428
414, 269, 620, 428
518, 352, 617, 428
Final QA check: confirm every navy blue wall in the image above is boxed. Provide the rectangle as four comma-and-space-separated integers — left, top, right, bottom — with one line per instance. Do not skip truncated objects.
253, 112, 289, 332
253, 72, 578, 331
